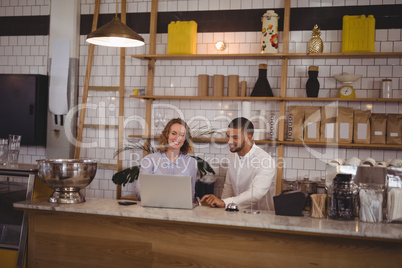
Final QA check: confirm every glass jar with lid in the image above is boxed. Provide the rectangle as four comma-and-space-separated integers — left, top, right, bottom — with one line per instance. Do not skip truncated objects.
328, 173, 358, 220
282, 179, 298, 193
298, 176, 317, 212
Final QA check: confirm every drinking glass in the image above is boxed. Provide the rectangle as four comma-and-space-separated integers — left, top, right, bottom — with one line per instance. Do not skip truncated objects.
0, 139, 8, 165
160, 112, 167, 129
154, 111, 161, 135
8, 134, 21, 165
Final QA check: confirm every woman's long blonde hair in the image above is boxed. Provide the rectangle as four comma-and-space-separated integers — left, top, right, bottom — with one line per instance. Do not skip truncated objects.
157, 118, 193, 154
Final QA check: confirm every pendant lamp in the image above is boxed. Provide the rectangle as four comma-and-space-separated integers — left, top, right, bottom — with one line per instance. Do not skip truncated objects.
86, 1, 145, 48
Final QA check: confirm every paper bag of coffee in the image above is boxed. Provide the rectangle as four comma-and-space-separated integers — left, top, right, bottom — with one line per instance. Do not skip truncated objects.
320, 106, 337, 143
337, 107, 354, 143
304, 106, 321, 142
353, 110, 371, 144
386, 114, 402, 145
370, 114, 387, 144
288, 106, 305, 142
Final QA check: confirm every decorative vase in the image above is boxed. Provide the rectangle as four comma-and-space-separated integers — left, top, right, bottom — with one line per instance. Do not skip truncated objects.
308, 24, 323, 54
306, 66, 319, 97
261, 10, 279, 54
251, 64, 274, 97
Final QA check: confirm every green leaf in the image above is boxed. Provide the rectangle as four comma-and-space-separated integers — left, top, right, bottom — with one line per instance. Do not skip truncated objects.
112, 165, 141, 186
191, 155, 216, 179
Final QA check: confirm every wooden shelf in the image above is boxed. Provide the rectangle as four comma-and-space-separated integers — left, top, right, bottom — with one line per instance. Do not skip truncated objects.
130, 95, 282, 101
132, 53, 286, 60
127, 135, 278, 145
284, 97, 402, 102
281, 141, 402, 149
132, 52, 402, 61
285, 52, 402, 58
131, 95, 402, 102
124, 0, 402, 199
127, 135, 400, 149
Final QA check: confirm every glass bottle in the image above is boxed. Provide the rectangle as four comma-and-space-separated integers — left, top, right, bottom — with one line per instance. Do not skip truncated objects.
251, 64, 274, 97
306, 65, 319, 97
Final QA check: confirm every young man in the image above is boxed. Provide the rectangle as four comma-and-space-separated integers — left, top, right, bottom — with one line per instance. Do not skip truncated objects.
200, 117, 276, 210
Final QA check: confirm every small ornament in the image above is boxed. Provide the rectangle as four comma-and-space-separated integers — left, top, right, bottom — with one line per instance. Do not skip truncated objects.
308, 24, 323, 54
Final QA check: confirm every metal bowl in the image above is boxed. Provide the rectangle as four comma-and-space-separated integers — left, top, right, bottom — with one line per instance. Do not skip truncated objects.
333, 73, 363, 84
37, 159, 97, 204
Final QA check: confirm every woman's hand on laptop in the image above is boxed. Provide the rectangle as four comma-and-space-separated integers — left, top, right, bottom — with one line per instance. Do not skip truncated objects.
200, 194, 225, 208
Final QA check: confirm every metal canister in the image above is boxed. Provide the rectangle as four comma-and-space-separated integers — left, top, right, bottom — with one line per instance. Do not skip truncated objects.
261, 10, 279, 53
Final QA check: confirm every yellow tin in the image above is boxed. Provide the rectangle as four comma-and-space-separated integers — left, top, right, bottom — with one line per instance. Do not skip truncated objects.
167, 21, 197, 54
342, 15, 375, 53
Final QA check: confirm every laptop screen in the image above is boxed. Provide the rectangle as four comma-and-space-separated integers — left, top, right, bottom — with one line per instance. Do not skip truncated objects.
139, 173, 195, 209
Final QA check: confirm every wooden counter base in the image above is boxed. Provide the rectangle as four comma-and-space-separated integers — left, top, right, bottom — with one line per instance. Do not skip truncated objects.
28, 210, 401, 268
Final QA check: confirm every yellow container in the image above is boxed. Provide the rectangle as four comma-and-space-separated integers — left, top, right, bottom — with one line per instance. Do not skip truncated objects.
342, 15, 375, 53
167, 21, 197, 54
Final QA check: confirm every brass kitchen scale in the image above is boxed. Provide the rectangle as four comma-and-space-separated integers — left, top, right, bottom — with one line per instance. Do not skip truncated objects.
333, 73, 363, 98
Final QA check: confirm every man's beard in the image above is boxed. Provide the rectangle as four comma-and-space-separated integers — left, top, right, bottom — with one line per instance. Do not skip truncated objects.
229, 142, 245, 153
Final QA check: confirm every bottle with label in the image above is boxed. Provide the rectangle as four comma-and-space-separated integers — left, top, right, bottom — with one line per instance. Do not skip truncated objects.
251, 64, 274, 97
306, 65, 319, 97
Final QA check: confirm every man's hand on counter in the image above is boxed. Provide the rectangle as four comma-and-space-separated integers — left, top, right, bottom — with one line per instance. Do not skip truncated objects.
200, 194, 225, 208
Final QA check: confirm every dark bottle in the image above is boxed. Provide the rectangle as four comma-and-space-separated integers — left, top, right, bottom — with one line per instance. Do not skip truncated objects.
251, 64, 274, 97
306, 65, 319, 97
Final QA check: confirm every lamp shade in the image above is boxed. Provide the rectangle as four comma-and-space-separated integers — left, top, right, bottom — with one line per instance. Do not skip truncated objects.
86, 17, 145, 47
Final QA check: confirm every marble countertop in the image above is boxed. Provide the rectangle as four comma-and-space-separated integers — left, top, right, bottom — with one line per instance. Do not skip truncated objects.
14, 198, 402, 241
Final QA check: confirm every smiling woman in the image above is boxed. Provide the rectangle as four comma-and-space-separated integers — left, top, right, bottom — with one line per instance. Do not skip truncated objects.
157, 118, 193, 156
133, 118, 198, 200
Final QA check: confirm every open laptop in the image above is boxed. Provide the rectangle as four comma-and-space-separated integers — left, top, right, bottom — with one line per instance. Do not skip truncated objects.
139, 173, 197, 209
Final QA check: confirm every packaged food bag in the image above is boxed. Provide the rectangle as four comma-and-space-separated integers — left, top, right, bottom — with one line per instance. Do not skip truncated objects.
320, 106, 337, 143
303, 106, 321, 143
386, 114, 402, 145
337, 107, 354, 143
386, 167, 402, 223
353, 110, 371, 144
370, 114, 387, 144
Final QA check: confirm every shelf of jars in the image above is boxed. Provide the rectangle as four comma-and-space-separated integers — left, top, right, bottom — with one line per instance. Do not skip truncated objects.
131, 52, 402, 61
127, 134, 401, 149
130, 95, 402, 102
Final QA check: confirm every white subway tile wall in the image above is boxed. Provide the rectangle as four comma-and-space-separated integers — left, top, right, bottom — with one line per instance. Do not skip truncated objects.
1, 0, 401, 199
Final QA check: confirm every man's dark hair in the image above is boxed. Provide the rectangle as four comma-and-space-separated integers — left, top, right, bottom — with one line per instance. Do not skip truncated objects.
228, 117, 254, 135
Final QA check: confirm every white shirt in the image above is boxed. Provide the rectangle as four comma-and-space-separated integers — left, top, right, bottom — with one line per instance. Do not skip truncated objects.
221, 144, 276, 211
